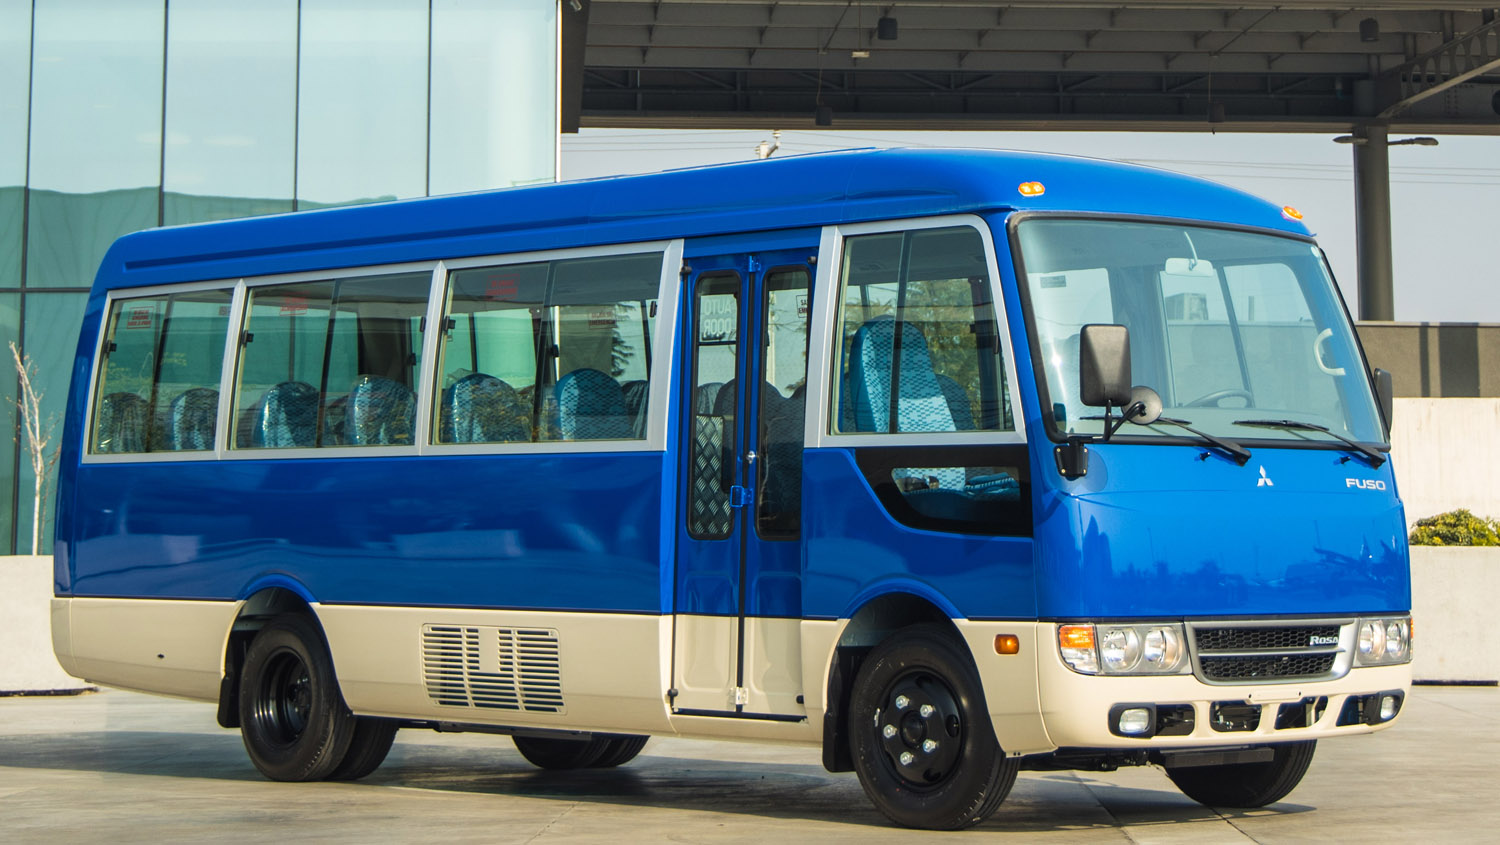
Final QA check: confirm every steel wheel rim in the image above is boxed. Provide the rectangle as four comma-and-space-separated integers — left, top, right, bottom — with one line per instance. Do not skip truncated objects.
872, 669, 964, 789
253, 648, 312, 747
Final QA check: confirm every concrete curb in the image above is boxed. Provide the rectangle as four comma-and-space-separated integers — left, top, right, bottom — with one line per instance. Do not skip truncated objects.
0, 555, 89, 693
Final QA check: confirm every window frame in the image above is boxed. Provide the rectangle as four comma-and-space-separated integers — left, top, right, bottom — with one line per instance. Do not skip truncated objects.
80, 238, 682, 463
806, 214, 1027, 449
82, 278, 241, 465
429, 239, 680, 455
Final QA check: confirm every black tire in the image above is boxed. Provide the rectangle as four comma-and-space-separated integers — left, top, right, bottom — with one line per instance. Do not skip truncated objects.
1166, 740, 1317, 808
328, 717, 399, 781
849, 624, 1021, 830
238, 615, 356, 782
589, 735, 649, 768
513, 735, 612, 769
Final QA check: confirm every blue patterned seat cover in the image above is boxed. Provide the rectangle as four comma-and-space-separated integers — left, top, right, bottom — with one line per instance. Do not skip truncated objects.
348, 376, 416, 446
936, 374, 974, 430
167, 387, 219, 451
554, 368, 632, 440
848, 316, 957, 434
620, 379, 650, 438
251, 381, 320, 448
440, 373, 529, 443
95, 392, 149, 453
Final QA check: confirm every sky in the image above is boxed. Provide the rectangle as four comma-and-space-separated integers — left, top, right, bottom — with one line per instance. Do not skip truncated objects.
561, 128, 1500, 324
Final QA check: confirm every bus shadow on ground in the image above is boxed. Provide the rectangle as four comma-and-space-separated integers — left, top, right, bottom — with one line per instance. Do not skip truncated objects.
0, 730, 1313, 831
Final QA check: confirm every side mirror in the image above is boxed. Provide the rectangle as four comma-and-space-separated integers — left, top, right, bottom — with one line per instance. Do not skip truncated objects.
1080, 324, 1132, 408
1373, 368, 1394, 425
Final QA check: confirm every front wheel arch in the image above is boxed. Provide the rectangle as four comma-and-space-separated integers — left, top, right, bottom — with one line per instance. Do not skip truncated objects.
821, 594, 960, 774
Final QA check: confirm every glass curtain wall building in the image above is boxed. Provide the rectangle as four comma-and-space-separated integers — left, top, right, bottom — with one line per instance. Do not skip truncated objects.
0, 0, 560, 553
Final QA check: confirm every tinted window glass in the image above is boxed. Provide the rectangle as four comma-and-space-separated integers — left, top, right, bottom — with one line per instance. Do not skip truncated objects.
91, 289, 232, 454
834, 226, 1011, 435
235, 271, 428, 448
436, 252, 661, 444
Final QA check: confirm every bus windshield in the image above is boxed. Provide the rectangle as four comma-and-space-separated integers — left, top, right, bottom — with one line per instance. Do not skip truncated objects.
1016, 217, 1385, 445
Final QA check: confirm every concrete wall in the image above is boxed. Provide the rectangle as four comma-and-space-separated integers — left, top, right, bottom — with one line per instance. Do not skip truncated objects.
0, 556, 86, 693
1410, 547, 1500, 683
1357, 322, 1500, 398
1390, 397, 1500, 526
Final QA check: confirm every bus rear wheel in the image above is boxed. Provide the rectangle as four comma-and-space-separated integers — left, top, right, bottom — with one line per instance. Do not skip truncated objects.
512, 735, 611, 769
849, 624, 1020, 830
1166, 740, 1317, 808
238, 615, 355, 782
589, 735, 649, 768
328, 717, 399, 780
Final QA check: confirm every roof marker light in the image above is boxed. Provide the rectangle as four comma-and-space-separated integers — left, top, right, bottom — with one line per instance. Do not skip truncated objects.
1018, 181, 1046, 197
1282, 206, 1304, 221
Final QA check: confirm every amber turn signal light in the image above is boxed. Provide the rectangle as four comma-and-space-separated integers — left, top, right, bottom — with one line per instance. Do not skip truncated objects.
994, 634, 1020, 655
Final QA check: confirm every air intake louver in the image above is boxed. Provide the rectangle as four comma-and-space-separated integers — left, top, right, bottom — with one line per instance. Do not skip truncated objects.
421, 624, 564, 713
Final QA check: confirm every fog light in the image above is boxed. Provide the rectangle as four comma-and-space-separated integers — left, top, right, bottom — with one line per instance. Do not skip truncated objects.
1118, 707, 1153, 735
1379, 695, 1399, 721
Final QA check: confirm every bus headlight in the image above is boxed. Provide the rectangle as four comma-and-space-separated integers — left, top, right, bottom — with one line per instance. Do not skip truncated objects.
1356, 617, 1411, 665
1100, 628, 1141, 672
1058, 623, 1189, 675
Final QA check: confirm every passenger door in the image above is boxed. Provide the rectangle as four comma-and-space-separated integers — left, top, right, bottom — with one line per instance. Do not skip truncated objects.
671, 236, 816, 719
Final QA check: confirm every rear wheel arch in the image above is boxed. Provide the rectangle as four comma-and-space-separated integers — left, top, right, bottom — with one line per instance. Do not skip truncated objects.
217, 587, 320, 729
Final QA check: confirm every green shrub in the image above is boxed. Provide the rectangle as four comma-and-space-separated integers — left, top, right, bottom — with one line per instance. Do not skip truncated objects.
1409, 509, 1500, 546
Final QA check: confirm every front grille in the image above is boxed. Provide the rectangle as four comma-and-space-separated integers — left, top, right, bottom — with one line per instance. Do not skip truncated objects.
1194, 625, 1341, 652
1190, 621, 1350, 685
1201, 653, 1338, 681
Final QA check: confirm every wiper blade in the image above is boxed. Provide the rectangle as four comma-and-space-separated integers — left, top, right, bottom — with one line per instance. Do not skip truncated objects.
1153, 417, 1252, 465
1232, 419, 1386, 467
1081, 412, 1252, 465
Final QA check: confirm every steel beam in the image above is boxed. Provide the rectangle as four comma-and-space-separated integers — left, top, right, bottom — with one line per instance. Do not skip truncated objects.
1379, 17, 1500, 118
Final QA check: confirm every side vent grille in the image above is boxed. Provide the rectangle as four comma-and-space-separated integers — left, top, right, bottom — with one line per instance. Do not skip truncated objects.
421, 624, 565, 713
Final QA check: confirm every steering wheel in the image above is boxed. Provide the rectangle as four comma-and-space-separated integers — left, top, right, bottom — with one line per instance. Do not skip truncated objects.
1185, 388, 1254, 408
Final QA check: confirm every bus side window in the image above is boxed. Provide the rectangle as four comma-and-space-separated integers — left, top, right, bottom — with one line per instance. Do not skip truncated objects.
437, 251, 662, 444
90, 290, 232, 454
833, 226, 1011, 436
233, 271, 428, 449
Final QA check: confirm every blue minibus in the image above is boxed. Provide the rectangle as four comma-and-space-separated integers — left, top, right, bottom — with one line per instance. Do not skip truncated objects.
54, 148, 1411, 829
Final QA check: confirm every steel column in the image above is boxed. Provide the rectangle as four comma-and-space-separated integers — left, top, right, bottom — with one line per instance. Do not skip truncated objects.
1353, 125, 1395, 321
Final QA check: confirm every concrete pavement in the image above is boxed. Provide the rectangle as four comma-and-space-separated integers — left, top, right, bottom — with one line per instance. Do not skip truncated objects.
1, 686, 1495, 842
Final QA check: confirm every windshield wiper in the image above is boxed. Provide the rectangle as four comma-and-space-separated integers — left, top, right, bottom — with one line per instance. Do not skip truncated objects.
1083, 412, 1252, 465
1232, 419, 1386, 467
1151, 416, 1252, 465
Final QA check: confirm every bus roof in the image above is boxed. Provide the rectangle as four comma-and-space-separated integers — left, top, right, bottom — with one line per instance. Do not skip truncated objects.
93, 147, 1312, 292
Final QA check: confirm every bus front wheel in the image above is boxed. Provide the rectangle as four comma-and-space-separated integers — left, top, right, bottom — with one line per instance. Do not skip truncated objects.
849, 624, 1020, 830
1166, 740, 1316, 808
237, 615, 356, 782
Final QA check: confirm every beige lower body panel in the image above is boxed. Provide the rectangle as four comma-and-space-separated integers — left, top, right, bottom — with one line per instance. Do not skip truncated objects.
319, 605, 676, 736
52, 597, 236, 702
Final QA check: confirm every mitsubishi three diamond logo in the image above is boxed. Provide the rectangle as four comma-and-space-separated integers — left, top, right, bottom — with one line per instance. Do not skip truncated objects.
1257, 466, 1274, 487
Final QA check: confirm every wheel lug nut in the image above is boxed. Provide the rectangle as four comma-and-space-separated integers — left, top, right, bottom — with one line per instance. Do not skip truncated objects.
919, 704, 935, 718
883, 724, 897, 739
895, 695, 909, 710
899, 751, 915, 765
922, 739, 938, 753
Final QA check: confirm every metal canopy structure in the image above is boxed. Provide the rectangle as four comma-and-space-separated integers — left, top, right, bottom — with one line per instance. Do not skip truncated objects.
576, 1, 1500, 134
566, 1, 1500, 321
